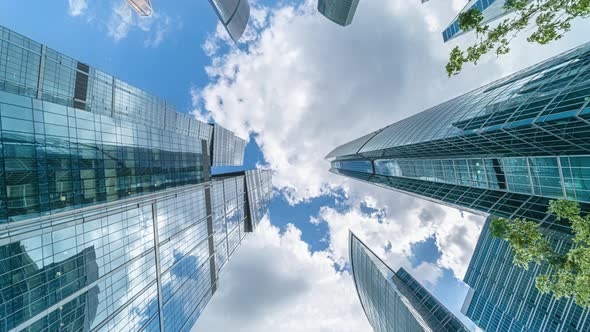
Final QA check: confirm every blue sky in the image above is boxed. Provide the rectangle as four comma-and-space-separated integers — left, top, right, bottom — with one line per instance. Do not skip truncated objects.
4, 1, 590, 331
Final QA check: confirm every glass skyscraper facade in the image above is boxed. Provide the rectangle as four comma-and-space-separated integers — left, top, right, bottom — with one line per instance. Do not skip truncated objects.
208, 0, 251, 42
327, 42, 590, 233
350, 232, 468, 332
0, 25, 272, 332
317, 0, 360, 27
442, 0, 533, 42
462, 217, 590, 331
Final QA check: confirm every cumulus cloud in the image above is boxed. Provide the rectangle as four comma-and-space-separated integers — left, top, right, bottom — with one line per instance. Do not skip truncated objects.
193, 218, 373, 332
67, 0, 88, 17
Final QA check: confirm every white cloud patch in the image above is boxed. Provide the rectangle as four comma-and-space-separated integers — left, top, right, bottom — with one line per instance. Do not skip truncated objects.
68, 0, 88, 17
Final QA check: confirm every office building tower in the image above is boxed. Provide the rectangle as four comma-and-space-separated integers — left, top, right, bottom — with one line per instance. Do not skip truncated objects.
327, 42, 590, 233
208, 0, 251, 42
350, 232, 469, 331
462, 217, 590, 331
318, 0, 360, 27
126, 0, 153, 17
443, 0, 532, 42
0, 25, 272, 332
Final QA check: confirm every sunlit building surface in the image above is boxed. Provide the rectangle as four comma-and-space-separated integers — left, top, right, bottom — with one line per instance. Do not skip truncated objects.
350, 233, 469, 332
462, 217, 590, 331
317, 0, 360, 27
0, 25, 272, 332
327, 42, 590, 233
126, 0, 153, 17
442, 0, 533, 42
208, 0, 251, 42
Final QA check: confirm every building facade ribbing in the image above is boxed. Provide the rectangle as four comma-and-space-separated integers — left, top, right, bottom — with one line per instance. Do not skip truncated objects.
327, 42, 590, 233
462, 217, 590, 331
0, 25, 271, 332
350, 232, 468, 332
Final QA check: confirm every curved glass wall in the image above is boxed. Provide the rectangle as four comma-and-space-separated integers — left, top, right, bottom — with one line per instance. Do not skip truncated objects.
208, 0, 250, 42
350, 233, 468, 332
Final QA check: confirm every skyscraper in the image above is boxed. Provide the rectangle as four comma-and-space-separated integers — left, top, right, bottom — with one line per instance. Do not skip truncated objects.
327, 42, 590, 233
350, 232, 469, 331
208, 0, 251, 42
0, 25, 272, 332
318, 0, 360, 27
442, 0, 532, 42
462, 217, 590, 331
126, 0, 153, 17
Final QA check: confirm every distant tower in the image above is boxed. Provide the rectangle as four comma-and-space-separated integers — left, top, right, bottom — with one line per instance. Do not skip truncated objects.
125, 0, 153, 16
350, 232, 469, 332
318, 0, 360, 27
208, 0, 251, 42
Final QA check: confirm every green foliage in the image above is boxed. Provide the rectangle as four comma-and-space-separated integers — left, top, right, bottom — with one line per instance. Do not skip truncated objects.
490, 199, 590, 308
491, 217, 553, 269
447, 0, 590, 76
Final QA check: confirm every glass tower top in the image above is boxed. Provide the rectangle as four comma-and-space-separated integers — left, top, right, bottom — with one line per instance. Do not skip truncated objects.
328, 42, 590, 233
350, 232, 469, 332
317, 0, 360, 27
208, 0, 251, 42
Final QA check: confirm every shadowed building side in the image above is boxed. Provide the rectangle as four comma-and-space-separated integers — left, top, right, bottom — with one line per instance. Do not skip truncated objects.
318, 0, 360, 27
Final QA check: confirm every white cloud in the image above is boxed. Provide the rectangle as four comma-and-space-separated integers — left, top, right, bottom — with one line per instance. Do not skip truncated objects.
68, 0, 88, 17
193, 218, 373, 332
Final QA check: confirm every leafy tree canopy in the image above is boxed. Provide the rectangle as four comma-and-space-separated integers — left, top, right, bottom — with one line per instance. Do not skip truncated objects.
491, 199, 590, 308
447, 0, 590, 76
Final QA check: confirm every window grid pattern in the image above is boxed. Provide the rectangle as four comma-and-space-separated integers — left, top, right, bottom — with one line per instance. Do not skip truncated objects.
0, 92, 206, 222
0, 23, 242, 173
0, 24, 273, 332
350, 233, 469, 332
328, 43, 590, 231
394, 268, 469, 332
370, 155, 590, 203
245, 169, 273, 229
463, 218, 590, 331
